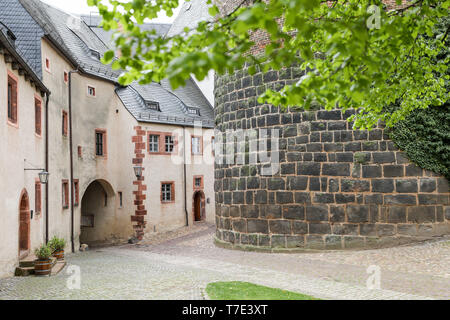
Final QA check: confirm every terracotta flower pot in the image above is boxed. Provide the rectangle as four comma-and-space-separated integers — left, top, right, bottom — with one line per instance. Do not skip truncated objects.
34, 259, 52, 276
53, 250, 64, 260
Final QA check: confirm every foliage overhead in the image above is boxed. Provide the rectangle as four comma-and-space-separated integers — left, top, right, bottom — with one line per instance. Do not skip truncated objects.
88, 0, 450, 129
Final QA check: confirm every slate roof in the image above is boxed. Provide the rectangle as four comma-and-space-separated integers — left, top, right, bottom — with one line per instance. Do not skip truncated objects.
0, 0, 45, 79
80, 14, 171, 50
13, 0, 213, 128
166, 0, 213, 37
0, 20, 48, 93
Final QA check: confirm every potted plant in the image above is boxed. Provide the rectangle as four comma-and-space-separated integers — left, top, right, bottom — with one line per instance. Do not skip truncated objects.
34, 244, 53, 276
48, 236, 66, 260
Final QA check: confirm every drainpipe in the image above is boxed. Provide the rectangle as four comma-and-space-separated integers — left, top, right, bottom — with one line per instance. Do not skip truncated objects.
183, 126, 189, 227
45, 91, 51, 244
68, 70, 79, 253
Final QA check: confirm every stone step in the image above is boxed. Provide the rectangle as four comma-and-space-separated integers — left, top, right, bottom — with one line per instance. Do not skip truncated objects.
15, 256, 62, 277
15, 266, 35, 277
19, 254, 37, 268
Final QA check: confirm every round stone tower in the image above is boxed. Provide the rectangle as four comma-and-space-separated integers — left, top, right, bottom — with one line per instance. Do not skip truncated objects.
213, 1, 450, 251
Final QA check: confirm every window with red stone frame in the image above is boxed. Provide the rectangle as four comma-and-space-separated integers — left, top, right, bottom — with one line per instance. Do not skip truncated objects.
191, 135, 203, 155
62, 180, 69, 209
161, 182, 175, 203
7, 72, 18, 125
35, 97, 41, 135
35, 181, 41, 215
73, 179, 79, 206
62, 110, 68, 136
193, 175, 204, 190
147, 131, 178, 155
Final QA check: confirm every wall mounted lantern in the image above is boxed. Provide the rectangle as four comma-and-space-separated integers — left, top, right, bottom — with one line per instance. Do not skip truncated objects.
24, 168, 49, 184
133, 165, 143, 179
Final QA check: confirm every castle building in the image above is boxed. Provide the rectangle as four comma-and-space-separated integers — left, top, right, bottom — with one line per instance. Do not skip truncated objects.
0, 0, 214, 278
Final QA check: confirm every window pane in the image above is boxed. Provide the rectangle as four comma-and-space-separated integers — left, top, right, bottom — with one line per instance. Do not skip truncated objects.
96, 132, 103, 155
165, 135, 174, 152
149, 135, 159, 152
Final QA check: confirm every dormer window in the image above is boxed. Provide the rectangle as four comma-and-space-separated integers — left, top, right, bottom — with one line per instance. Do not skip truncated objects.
90, 49, 101, 60
187, 107, 200, 116
145, 101, 160, 111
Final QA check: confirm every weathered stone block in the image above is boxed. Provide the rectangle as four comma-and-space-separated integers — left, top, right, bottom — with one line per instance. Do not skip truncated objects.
408, 206, 435, 223
371, 179, 394, 193
383, 165, 404, 177
313, 193, 335, 203
306, 205, 329, 221
373, 152, 395, 163
362, 165, 382, 178
271, 235, 286, 248
332, 223, 359, 235
241, 205, 259, 218
347, 205, 369, 222
324, 235, 342, 249
268, 178, 285, 190
305, 235, 324, 249
377, 224, 396, 236
283, 205, 305, 220
395, 179, 418, 193
247, 219, 268, 233
384, 195, 417, 205
419, 178, 436, 193
322, 163, 350, 176
360, 224, 377, 236
260, 205, 282, 219
309, 223, 331, 234
292, 221, 308, 234
286, 235, 305, 248
288, 176, 308, 190
276, 192, 293, 204
298, 162, 321, 176
387, 206, 407, 223
343, 236, 365, 249
269, 220, 291, 234
330, 206, 345, 222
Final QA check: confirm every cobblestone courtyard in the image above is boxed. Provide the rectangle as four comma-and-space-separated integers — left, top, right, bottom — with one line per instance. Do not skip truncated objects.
0, 223, 449, 300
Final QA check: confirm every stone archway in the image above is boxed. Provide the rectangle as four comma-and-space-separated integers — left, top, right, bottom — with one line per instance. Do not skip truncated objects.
193, 191, 206, 222
80, 179, 116, 245
18, 189, 30, 258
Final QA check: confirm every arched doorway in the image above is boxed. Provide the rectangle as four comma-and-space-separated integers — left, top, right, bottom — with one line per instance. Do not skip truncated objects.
193, 191, 205, 222
19, 190, 30, 258
80, 179, 115, 245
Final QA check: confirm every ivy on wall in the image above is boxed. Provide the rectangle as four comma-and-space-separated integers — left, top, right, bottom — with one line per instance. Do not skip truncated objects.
389, 103, 450, 180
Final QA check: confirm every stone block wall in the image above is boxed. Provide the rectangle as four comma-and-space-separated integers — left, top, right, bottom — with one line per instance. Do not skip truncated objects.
213, 65, 450, 251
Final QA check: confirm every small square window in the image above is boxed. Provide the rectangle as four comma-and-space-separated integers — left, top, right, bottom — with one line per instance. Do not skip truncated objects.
149, 134, 159, 153
195, 178, 202, 187
87, 86, 96, 97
